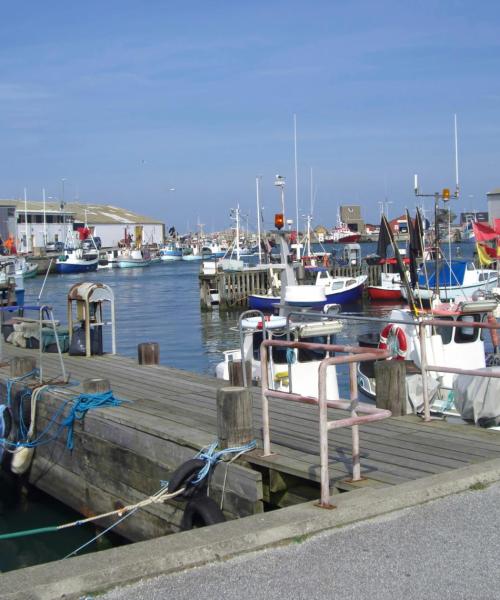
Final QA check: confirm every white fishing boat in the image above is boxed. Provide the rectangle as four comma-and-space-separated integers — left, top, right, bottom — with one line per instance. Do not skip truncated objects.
215, 312, 342, 396
357, 297, 500, 416
98, 249, 119, 269
116, 247, 152, 268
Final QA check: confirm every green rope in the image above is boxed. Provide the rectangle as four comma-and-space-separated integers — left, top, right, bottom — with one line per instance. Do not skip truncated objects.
0, 524, 64, 540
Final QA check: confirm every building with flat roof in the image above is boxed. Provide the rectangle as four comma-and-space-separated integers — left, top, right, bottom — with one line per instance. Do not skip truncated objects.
487, 189, 500, 225
0, 200, 165, 251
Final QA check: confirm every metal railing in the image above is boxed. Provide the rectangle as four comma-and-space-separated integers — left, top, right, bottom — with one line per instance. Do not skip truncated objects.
0, 304, 67, 383
259, 339, 392, 508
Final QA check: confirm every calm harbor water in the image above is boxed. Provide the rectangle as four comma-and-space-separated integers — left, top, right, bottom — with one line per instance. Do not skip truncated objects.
0, 242, 477, 571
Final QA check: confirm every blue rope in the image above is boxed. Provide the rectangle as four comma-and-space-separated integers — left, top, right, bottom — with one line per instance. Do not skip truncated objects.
62, 391, 123, 450
0, 390, 123, 452
0, 405, 6, 462
192, 439, 257, 484
5, 369, 39, 408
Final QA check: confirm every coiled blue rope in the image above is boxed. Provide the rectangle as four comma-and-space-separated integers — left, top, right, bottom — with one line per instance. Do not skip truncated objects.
192, 439, 257, 484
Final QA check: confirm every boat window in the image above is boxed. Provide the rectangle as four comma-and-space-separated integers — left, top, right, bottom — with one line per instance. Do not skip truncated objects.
455, 314, 480, 343
252, 332, 288, 363
466, 262, 475, 271
346, 279, 356, 286
330, 281, 344, 290
298, 336, 328, 361
318, 271, 329, 280
433, 316, 454, 345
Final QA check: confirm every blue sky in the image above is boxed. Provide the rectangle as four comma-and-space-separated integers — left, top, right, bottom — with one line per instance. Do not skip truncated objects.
2, 1, 500, 232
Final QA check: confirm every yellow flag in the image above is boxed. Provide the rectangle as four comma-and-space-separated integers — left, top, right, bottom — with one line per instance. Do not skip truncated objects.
476, 243, 494, 266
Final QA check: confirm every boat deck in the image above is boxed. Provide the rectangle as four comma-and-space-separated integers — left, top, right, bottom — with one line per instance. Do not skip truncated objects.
4, 344, 500, 497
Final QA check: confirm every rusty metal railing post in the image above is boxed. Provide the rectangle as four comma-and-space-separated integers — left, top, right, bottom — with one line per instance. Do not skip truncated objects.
260, 343, 272, 456
419, 321, 431, 422
317, 359, 331, 507
349, 361, 361, 482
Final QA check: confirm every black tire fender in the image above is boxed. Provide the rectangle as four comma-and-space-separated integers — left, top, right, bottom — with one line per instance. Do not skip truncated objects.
168, 458, 206, 495
1, 406, 12, 440
180, 495, 226, 531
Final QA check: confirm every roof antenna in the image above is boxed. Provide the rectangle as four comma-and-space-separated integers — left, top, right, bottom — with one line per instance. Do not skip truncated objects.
454, 113, 460, 199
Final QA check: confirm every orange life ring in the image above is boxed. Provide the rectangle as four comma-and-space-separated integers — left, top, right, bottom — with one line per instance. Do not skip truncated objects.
378, 324, 408, 360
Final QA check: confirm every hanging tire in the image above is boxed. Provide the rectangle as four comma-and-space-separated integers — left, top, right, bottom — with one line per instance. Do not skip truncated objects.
180, 495, 226, 531
168, 458, 206, 497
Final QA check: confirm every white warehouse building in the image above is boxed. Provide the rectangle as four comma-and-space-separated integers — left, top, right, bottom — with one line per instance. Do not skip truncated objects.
0, 200, 165, 251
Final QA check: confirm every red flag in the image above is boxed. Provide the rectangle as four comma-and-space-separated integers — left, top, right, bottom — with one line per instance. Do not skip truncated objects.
472, 221, 498, 242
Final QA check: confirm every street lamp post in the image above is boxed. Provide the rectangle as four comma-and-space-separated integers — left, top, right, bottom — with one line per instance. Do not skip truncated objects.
274, 175, 286, 220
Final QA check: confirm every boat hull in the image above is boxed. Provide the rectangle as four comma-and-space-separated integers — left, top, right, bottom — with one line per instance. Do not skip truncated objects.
55, 259, 98, 274
160, 254, 182, 261
117, 259, 151, 268
367, 286, 402, 301
325, 283, 364, 304
248, 294, 280, 311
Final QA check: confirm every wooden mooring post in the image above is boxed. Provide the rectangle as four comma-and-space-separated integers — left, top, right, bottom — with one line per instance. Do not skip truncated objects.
228, 359, 252, 387
10, 356, 37, 377
138, 342, 160, 365
374, 360, 407, 416
216, 386, 253, 449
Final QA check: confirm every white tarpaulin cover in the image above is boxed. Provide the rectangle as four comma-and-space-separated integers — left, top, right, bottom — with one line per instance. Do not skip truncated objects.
453, 367, 500, 427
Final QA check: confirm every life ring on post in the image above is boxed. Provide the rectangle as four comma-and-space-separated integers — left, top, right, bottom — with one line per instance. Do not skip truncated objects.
378, 324, 408, 360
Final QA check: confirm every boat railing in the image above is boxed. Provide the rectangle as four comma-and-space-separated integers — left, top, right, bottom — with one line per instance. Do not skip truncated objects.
259, 338, 392, 508
417, 318, 500, 422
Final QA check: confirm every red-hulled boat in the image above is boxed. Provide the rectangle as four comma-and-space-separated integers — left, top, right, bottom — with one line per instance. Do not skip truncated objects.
366, 285, 403, 301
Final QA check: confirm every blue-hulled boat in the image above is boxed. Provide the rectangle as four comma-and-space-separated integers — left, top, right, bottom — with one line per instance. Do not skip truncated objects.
159, 242, 183, 261
55, 248, 98, 274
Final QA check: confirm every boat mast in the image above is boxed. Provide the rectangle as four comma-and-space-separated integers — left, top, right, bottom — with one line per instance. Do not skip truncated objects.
42, 187, 47, 247
236, 204, 240, 262
294, 114, 300, 260
23, 187, 28, 253
256, 176, 262, 265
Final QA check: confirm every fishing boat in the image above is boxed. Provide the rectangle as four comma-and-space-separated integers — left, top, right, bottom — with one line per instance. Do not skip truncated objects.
314, 270, 367, 304
182, 244, 203, 261
1, 257, 39, 279
55, 247, 98, 273
367, 272, 404, 301
201, 241, 228, 259
116, 247, 152, 268
329, 211, 361, 244
98, 249, 119, 269
215, 312, 342, 396
402, 260, 498, 302
357, 297, 500, 415
159, 242, 183, 261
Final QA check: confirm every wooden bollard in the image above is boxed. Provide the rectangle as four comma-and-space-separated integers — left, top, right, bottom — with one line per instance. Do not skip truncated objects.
138, 342, 160, 365
216, 386, 253, 449
10, 357, 37, 378
83, 378, 111, 394
374, 360, 407, 416
228, 360, 252, 387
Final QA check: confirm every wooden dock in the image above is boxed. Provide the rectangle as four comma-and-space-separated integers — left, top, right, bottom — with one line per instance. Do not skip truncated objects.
199, 263, 392, 310
3, 345, 500, 542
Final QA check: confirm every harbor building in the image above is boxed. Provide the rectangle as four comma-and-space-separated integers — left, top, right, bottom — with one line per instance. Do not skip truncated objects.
487, 188, 500, 226
340, 205, 365, 233
0, 200, 165, 251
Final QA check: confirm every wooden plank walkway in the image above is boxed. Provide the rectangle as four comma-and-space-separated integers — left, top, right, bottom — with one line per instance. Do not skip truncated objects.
4, 345, 500, 496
